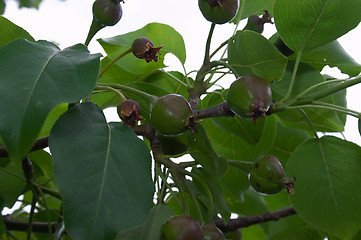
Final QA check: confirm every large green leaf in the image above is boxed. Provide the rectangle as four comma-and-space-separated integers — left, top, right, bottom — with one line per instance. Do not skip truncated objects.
271, 62, 345, 132
286, 136, 361, 239
49, 102, 154, 240
98, 23, 186, 75
274, 0, 361, 52
0, 16, 34, 48
0, 39, 101, 162
115, 205, 174, 240
295, 40, 361, 77
228, 30, 287, 81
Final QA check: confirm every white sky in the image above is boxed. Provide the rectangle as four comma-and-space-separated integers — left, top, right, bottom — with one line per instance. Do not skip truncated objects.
3, 0, 361, 145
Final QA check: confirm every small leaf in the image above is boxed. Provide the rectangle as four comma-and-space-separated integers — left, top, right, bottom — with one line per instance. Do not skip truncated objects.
19, 0, 42, 9
231, 0, 275, 23
192, 168, 231, 221
49, 102, 154, 240
228, 30, 287, 81
0, 39, 101, 161
286, 136, 361, 239
115, 205, 174, 240
0, 16, 34, 48
274, 0, 361, 52
0, 160, 26, 208
187, 125, 228, 177
98, 23, 186, 75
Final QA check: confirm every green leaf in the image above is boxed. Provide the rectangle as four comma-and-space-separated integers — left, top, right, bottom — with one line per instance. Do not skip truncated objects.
242, 225, 266, 240
272, 62, 345, 132
0, 160, 26, 208
295, 40, 361, 77
220, 165, 250, 201
202, 119, 258, 161
192, 168, 231, 221
98, 22, 186, 75
227, 188, 268, 216
0, 0, 5, 15
231, 0, 275, 22
274, 0, 361, 52
28, 150, 57, 191
38, 103, 68, 138
49, 102, 154, 240
115, 205, 174, 240
142, 70, 190, 97
0, 16, 34, 48
206, 91, 266, 145
98, 56, 140, 85
19, 0, 42, 9
286, 136, 361, 239
267, 120, 310, 166
228, 30, 287, 81
267, 215, 323, 240
0, 39, 101, 162
186, 124, 228, 177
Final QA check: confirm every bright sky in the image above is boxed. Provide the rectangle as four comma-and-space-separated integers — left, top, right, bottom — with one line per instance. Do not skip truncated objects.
3, 0, 361, 146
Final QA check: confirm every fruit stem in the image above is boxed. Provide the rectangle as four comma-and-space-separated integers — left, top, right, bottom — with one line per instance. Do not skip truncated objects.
282, 51, 302, 101
27, 194, 37, 240
189, 23, 216, 109
203, 23, 216, 67
94, 85, 127, 101
97, 83, 159, 105
210, 39, 228, 59
296, 75, 361, 104
284, 103, 360, 119
211, 60, 240, 78
84, 18, 104, 47
228, 160, 254, 174
298, 109, 319, 139
291, 79, 345, 103
99, 48, 132, 78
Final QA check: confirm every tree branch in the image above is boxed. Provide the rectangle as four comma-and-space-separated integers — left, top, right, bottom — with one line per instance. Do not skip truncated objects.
214, 207, 296, 232
194, 101, 234, 119
2, 215, 57, 233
